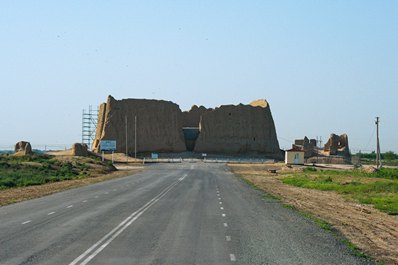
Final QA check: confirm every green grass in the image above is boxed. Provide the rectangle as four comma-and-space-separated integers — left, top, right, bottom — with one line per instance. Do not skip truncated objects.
282, 168, 398, 215
0, 154, 112, 189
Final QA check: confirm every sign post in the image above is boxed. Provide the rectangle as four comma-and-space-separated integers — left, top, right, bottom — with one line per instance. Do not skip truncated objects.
100, 140, 117, 164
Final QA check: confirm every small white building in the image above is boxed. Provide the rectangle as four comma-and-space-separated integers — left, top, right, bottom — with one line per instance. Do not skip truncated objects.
285, 147, 305, 165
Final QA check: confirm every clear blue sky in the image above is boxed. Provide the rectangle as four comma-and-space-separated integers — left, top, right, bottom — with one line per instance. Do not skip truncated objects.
1, 1, 397, 152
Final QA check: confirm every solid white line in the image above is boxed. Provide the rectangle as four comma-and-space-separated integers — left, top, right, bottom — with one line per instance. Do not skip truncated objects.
48, 212, 56, 215
230, 254, 236, 261
67, 205, 73, 208
226, 236, 231, 241
22, 220, 31, 225
69, 177, 185, 265
224, 223, 228, 227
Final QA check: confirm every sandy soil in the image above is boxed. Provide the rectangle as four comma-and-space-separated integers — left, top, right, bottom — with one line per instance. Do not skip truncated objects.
0, 169, 140, 207
229, 163, 398, 265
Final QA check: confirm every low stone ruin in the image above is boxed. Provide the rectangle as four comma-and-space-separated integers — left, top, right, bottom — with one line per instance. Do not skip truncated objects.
292, 133, 351, 163
293, 137, 317, 158
324, 133, 350, 157
72, 143, 88, 156
14, 141, 33, 156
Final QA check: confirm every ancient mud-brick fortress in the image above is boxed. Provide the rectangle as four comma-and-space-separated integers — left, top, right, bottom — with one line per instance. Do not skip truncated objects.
92, 96, 282, 158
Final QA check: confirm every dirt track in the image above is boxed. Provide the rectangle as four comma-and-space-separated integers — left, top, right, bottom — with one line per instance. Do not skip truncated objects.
229, 163, 398, 265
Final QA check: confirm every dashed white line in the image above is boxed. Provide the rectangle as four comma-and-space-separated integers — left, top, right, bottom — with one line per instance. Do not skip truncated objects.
224, 223, 228, 227
226, 236, 231, 241
82, 200, 87, 203
22, 220, 31, 225
104, 192, 109, 194
230, 254, 236, 262
218, 198, 221, 200
219, 202, 223, 205
48, 211, 56, 215
95, 196, 99, 199
220, 207, 224, 210
67, 205, 73, 208
113, 189, 117, 191
222, 213, 226, 217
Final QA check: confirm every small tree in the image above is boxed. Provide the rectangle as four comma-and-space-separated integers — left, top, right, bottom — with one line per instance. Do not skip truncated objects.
383, 151, 397, 161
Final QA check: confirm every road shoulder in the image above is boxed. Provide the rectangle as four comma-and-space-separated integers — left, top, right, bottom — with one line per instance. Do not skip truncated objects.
228, 163, 398, 265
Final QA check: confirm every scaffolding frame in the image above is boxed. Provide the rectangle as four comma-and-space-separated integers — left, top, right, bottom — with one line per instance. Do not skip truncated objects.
82, 105, 99, 150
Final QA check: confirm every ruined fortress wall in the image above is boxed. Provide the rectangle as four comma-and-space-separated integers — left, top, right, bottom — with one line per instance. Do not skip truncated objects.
93, 96, 282, 158
194, 100, 281, 157
182, 105, 212, 127
92, 103, 107, 151
93, 96, 186, 153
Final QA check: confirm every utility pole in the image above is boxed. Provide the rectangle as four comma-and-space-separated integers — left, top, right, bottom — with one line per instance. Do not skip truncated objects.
125, 115, 128, 163
134, 115, 137, 160
375, 117, 381, 169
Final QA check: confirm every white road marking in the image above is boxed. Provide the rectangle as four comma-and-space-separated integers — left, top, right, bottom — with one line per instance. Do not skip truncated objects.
222, 213, 226, 217
224, 223, 228, 227
83, 200, 88, 203
226, 236, 231, 241
95, 196, 99, 199
22, 220, 31, 225
217, 194, 220, 197
230, 254, 236, 262
67, 205, 73, 208
48, 212, 56, 215
220, 207, 224, 210
219, 202, 222, 205
104, 192, 109, 194
113, 189, 117, 191
69, 176, 185, 265
218, 198, 221, 200
178, 174, 187, 181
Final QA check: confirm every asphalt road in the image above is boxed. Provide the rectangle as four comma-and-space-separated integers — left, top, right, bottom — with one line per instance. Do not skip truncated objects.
0, 162, 373, 265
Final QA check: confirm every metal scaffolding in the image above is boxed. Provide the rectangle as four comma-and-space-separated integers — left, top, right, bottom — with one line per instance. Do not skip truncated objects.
82, 105, 98, 150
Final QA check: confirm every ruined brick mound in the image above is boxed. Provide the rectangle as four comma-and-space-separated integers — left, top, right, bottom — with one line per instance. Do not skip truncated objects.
72, 143, 88, 156
14, 141, 33, 156
324, 133, 350, 157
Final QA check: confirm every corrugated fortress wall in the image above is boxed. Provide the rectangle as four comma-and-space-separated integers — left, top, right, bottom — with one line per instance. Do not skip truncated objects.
93, 95, 186, 153
194, 100, 282, 158
93, 96, 282, 158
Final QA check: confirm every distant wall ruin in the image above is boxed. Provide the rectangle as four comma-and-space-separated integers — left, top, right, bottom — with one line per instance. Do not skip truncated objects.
93, 96, 282, 158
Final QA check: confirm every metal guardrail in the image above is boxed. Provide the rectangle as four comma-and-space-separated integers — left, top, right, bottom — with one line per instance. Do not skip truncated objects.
141, 157, 275, 164
204, 158, 275, 164
143, 158, 183, 164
